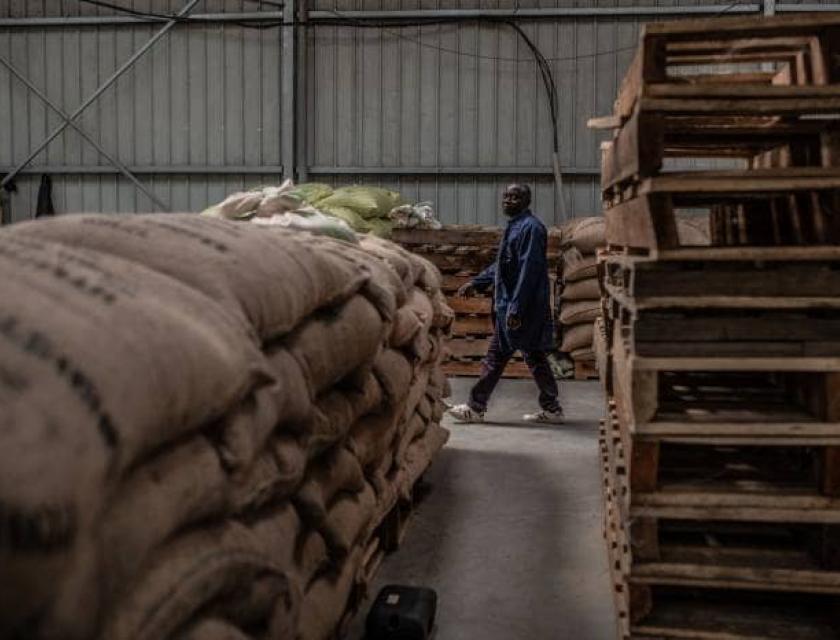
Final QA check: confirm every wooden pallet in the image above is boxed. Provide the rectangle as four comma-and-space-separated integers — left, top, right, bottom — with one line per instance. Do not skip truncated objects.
611, 13, 840, 123
590, 14, 840, 253
603, 169, 840, 252
600, 109, 840, 195
443, 358, 532, 379
392, 225, 563, 251
601, 403, 840, 640
602, 248, 840, 358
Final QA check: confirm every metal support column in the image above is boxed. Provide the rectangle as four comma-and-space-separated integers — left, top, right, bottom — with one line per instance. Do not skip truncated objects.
282, 0, 297, 181
296, 0, 309, 183
0, 0, 201, 192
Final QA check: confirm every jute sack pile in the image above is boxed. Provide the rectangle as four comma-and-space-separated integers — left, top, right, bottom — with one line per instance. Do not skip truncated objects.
558, 217, 605, 365
1, 214, 451, 640
557, 214, 711, 364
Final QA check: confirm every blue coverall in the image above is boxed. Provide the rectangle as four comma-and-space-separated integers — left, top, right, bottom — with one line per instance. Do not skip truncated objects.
467, 209, 560, 413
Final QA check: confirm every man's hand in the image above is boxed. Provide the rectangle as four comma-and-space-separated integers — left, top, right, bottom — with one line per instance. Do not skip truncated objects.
507, 314, 522, 330
457, 282, 476, 298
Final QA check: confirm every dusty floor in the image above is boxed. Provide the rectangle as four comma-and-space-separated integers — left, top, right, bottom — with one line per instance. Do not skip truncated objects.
349, 378, 616, 640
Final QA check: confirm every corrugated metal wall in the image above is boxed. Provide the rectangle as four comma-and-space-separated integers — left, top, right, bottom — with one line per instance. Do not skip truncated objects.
2, 1, 835, 225
306, 5, 638, 223
0, 1, 284, 222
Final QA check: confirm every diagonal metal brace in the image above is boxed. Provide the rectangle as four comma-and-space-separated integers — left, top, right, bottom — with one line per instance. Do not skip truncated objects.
0, 55, 170, 212
0, 0, 201, 198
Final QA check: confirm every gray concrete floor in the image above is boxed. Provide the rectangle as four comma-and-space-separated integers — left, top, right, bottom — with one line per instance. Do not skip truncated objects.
350, 378, 616, 640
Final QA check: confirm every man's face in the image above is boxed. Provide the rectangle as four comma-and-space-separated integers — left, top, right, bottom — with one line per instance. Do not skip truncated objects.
502, 186, 527, 216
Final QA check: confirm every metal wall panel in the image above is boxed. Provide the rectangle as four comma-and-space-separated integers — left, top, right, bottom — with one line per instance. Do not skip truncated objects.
304, 0, 739, 225
0, 1, 283, 221
4, 1, 833, 225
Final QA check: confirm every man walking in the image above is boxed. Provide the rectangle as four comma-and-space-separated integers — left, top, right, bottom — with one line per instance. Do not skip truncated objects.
448, 184, 563, 424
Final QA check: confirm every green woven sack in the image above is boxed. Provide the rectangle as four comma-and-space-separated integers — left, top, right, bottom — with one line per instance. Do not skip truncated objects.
317, 186, 402, 220
317, 204, 372, 233
289, 183, 334, 205
366, 218, 393, 239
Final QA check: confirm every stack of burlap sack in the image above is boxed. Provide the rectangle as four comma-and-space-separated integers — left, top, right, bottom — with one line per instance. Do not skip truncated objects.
558, 215, 710, 368
202, 181, 413, 239
0, 213, 452, 640
558, 217, 605, 366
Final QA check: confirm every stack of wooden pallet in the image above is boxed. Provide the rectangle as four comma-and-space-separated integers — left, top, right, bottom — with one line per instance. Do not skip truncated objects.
393, 226, 561, 378
594, 13, 840, 640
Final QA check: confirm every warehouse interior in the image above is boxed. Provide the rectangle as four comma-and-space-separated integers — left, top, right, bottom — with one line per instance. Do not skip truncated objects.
2, 2, 840, 640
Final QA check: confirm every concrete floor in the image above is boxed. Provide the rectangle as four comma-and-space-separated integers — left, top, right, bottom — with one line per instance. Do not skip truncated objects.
350, 378, 616, 640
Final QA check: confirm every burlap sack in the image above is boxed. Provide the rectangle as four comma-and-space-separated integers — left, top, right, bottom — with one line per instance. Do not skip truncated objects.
264, 347, 316, 428
101, 522, 293, 640
368, 453, 398, 503
561, 278, 600, 301
560, 322, 595, 353
395, 424, 449, 499
401, 367, 431, 426
0, 234, 267, 474
390, 305, 424, 348
414, 254, 443, 293
0, 335, 110, 639
430, 290, 455, 330
296, 547, 363, 640
395, 412, 428, 467
296, 531, 330, 587
100, 437, 228, 603
346, 409, 401, 471
205, 572, 291, 633
571, 347, 595, 361
372, 349, 414, 405
563, 216, 605, 254
175, 618, 252, 640
429, 366, 450, 399
320, 482, 377, 560
294, 448, 366, 525
560, 300, 600, 326
248, 503, 303, 573
416, 395, 433, 422
289, 295, 386, 396
8, 214, 372, 342
563, 250, 598, 283
272, 435, 308, 495
392, 287, 434, 348
305, 374, 384, 460
359, 235, 419, 289
212, 382, 284, 473
229, 450, 302, 515
336, 242, 406, 321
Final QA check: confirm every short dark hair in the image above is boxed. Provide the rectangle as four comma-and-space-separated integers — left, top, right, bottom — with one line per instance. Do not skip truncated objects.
506, 183, 532, 207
